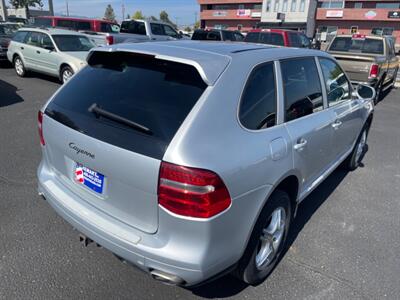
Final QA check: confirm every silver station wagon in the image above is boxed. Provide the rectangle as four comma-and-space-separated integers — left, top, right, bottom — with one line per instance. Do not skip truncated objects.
37, 41, 375, 286
7, 28, 95, 83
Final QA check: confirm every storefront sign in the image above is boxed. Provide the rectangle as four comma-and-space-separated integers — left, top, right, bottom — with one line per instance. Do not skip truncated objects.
251, 11, 261, 18
326, 10, 343, 18
237, 9, 251, 17
365, 10, 377, 20
213, 11, 227, 17
388, 11, 400, 19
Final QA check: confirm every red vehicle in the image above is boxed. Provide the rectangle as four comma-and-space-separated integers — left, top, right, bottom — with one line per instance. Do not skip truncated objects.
33, 16, 120, 34
244, 29, 311, 48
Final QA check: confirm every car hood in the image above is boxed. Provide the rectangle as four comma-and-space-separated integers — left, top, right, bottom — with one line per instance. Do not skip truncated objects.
62, 51, 89, 62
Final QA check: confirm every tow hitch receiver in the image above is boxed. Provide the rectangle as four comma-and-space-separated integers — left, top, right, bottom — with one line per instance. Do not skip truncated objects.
79, 234, 93, 247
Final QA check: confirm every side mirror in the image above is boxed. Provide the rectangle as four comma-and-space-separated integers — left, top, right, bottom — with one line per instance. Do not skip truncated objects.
353, 84, 376, 101
44, 45, 55, 51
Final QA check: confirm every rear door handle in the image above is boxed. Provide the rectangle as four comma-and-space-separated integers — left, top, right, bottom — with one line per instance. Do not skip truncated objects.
332, 120, 343, 130
20, 47, 24, 50
293, 139, 307, 151
36, 50, 41, 54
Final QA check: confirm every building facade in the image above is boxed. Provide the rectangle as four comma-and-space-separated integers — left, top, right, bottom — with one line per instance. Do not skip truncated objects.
260, 0, 318, 36
0, 0, 6, 21
198, 0, 263, 32
316, 0, 400, 46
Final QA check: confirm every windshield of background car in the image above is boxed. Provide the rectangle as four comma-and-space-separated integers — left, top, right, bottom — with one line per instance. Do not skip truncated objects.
244, 32, 284, 46
52, 35, 95, 52
329, 37, 384, 55
192, 30, 221, 41
120, 21, 146, 35
0, 25, 19, 36
45, 52, 208, 159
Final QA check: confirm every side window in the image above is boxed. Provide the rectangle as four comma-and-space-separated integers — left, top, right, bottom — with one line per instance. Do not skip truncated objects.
77, 21, 91, 31
239, 62, 277, 130
299, 34, 311, 48
57, 19, 74, 29
40, 33, 53, 49
26, 32, 42, 47
13, 31, 28, 43
234, 33, 244, 41
163, 25, 178, 38
150, 23, 164, 35
223, 31, 235, 41
288, 32, 302, 47
319, 58, 351, 106
281, 57, 323, 122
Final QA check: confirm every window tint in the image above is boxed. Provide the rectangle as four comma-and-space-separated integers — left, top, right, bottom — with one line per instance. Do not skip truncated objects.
223, 31, 235, 41
329, 37, 384, 55
41, 34, 54, 49
192, 30, 221, 41
260, 32, 284, 46
150, 23, 164, 35
120, 21, 146, 35
25, 32, 42, 47
77, 21, 91, 31
34, 18, 52, 27
234, 32, 244, 41
299, 34, 311, 48
57, 19, 75, 29
281, 57, 323, 121
244, 32, 260, 43
288, 32, 302, 47
239, 63, 277, 130
319, 58, 351, 106
13, 31, 28, 43
45, 52, 207, 160
163, 25, 178, 38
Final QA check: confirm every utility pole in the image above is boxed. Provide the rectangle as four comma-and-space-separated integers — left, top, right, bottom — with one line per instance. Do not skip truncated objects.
0, 0, 7, 21
48, 0, 54, 16
122, 2, 125, 21
175, 16, 179, 29
66, 0, 69, 16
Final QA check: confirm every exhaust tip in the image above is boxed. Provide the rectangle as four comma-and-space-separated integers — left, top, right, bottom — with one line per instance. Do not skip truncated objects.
150, 269, 185, 286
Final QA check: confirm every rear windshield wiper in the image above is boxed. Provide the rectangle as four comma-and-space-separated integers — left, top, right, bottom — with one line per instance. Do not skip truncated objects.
88, 103, 153, 135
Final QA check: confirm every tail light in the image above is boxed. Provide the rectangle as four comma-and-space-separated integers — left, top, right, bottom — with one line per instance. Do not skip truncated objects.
106, 35, 114, 45
369, 64, 379, 79
38, 111, 45, 146
158, 162, 231, 219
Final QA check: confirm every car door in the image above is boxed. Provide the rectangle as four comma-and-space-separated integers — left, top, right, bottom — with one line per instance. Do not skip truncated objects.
386, 38, 398, 83
280, 57, 335, 197
23, 31, 44, 71
318, 57, 363, 160
38, 33, 59, 76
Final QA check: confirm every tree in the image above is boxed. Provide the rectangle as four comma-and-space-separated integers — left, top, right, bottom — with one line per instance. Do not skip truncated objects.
149, 16, 158, 21
131, 10, 144, 20
104, 4, 116, 22
184, 26, 192, 32
10, 0, 43, 19
159, 10, 176, 29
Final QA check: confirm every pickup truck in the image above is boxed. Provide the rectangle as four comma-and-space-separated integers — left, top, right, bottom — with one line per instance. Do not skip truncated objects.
96, 19, 187, 46
327, 34, 399, 102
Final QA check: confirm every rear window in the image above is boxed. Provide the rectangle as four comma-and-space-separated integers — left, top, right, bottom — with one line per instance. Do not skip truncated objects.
329, 37, 384, 55
45, 52, 207, 160
192, 30, 222, 41
244, 32, 284, 46
120, 21, 146, 35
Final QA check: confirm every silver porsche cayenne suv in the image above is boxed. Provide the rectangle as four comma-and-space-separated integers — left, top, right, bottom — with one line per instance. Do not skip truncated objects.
37, 41, 375, 286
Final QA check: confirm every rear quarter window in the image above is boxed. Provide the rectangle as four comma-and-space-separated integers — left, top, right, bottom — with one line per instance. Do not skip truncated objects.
260, 33, 285, 46
12, 31, 28, 43
329, 37, 384, 55
45, 52, 207, 160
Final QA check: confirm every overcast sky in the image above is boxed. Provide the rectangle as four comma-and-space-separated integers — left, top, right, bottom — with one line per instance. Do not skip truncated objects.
49, 0, 199, 25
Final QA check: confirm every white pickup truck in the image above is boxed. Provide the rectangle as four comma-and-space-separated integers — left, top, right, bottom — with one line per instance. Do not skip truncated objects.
87, 19, 187, 46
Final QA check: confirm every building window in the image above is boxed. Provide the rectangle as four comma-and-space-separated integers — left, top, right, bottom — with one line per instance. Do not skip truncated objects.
299, 0, 305, 11
238, 4, 245, 9
282, 0, 288, 11
266, 0, 272, 11
253, 4, 262, 9
376, 3, 400, 9
274, 0, 280, 12
291, 0, 297, 12
350, 26, 358, 34
354, 2, 362, 9
318, 1, 344, 9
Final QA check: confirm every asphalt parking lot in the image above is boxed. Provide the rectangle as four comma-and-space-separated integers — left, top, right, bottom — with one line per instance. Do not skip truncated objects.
1, 66, 399, 300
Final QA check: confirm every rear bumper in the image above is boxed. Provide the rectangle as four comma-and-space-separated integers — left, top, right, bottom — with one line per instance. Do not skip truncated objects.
37, 160, 269, 286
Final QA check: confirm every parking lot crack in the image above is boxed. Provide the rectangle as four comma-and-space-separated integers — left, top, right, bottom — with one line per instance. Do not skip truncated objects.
287, 257, 372, 300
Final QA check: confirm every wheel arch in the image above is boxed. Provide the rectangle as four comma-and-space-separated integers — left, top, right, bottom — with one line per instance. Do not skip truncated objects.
59, 63, 73, 81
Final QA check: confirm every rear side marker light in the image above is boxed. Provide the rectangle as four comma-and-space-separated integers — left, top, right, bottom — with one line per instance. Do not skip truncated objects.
106, 35, 114, 45
38, 111, 45, 146
158, 162, 231, 219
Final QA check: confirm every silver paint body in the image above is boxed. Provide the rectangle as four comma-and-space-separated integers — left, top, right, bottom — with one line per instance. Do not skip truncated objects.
37, 41, 373, 285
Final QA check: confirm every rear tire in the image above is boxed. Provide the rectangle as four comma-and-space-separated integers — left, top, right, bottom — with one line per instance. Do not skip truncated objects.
235, 190, 291, 286
344, 124, 370, 171
374, 82, 383, 104
14, 56, 26, 77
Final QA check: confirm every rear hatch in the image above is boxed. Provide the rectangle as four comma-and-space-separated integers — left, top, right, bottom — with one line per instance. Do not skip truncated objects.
43, 51, 207, 233
328, 36, 383, 82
